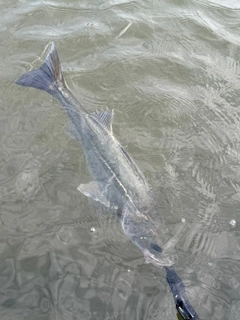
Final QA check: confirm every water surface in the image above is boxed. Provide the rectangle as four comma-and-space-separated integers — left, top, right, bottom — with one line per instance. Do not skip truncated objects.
1, 0, 240, 319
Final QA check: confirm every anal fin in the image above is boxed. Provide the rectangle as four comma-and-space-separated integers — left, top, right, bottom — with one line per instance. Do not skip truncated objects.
65, 123, 79, 142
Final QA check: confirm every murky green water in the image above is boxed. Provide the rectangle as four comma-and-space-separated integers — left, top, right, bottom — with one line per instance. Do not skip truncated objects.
1, 0, 240, 319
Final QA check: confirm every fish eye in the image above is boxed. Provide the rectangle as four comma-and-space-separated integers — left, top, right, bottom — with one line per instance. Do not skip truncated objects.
150, 243, 162, 253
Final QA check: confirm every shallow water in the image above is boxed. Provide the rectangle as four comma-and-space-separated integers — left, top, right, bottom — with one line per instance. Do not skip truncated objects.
1, 0, 240, 319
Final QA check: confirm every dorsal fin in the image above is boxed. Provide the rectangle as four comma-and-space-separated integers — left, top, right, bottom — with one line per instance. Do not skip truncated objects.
90, 109, 114, 133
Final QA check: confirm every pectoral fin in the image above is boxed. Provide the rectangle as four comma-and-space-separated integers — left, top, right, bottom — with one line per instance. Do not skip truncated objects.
77, 181, 110, 208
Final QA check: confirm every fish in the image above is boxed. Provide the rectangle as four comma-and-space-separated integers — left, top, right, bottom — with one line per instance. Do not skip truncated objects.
16, 43, 200, 319
16, 42, 172, 267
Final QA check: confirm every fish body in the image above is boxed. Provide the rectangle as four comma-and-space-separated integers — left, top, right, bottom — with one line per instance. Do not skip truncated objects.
16, 43, 171, 266
16, 43, 200, 319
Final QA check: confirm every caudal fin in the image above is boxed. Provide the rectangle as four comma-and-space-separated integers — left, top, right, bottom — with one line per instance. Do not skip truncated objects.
16, 42, 65, 95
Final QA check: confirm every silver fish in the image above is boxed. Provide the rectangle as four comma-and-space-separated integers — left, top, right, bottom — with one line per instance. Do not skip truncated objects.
16, 42, 173, 266
16, 43, 201, 319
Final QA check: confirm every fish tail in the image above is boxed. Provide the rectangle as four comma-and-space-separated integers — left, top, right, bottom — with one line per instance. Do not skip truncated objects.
15, 42, 66, 95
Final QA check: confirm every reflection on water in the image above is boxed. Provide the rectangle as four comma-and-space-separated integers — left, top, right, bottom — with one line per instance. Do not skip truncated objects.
1, 0, 240, 319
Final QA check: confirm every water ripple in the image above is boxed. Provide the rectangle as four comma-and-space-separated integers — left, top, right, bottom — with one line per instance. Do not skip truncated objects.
2, 0, 240, 319
194, 0, 240, 10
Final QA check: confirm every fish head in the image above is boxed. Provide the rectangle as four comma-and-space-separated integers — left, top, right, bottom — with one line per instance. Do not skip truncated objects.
122, 203, 175, 267
132, 234, 175, 267
143, 245, 174, 267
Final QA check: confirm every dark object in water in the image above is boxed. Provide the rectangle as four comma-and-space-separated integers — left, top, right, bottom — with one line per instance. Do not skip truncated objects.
150, 242, 199, 319
165, 266, 199, 319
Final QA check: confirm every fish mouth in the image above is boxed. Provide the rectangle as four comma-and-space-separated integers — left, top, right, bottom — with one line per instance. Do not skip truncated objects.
143, 249, 174, 267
